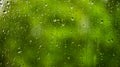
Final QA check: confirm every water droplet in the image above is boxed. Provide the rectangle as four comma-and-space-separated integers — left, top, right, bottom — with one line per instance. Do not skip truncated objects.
107, 38, 113, 43
0, 3, 3, 7
56, 44, 58, 47
0, 62, 2, 65
101, 58, 103, 61
78, 44, 81, 47
104, 0, 108, 3
53, 19, 57, 22
64, 62, 66, 64
0, 0, 3, 7
113, 53, 115, 57
70, 6, 73, 10
18, 47, 21, 50
100, 53, 103, 55
39, 45, 42, 49
67, 56, 70, 60
45, 4, 48, 7
64, 45, 67, 48
71, 42, 74, 44
2, 29, 5, 33
18, 50, 22, 54
37, 57, 41, 60
100, 19, 104, 24
71, 17, 74, 21
6, 61, 9, 65
7, 1, 10, 5
3, 10, 7, 14
61, 24, 65, 27
29, 40, 32, 43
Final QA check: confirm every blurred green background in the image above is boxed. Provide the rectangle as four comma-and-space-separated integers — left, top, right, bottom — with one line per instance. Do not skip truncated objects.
0, 0, 120, 67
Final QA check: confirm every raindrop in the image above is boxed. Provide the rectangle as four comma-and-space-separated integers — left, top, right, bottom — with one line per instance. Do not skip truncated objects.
100, 52, 103, 56
18, 47, 21, 50
0, 0, 3, 7
53, 19, 60, 22
70, 6, 73, 10
100, 58, 103, 61
0, 3, 3, 7
39, 21, 43, 24
107, 38, 113, 43
71, 17, 74, 21
18, 50, 22, 54
64, 44, 67, 48
29, 40, 32, 43
3, 10, 7, 14
100, 19, 104, 24
90, 1, 94, 5
56, 44, 58, 47
67, 56, 70, 60
7, 1, 10, 5
53, 19, 57, 22
117, 8, 119, 11
6, 61, 9, 65
2, 29, 5, 33
112, 53, 115, 57
0, 62, 2, 65
64, 62, 67, 64
41, 14, 44, 16
78, 44, 81, 47
45, 3, 48, 7
61, 24, 65, 27
71, 42, 74, 44
82, 24, 86, 28
104, 0, 108, 3
37, 57, 41, 60
39, 45, 42, 49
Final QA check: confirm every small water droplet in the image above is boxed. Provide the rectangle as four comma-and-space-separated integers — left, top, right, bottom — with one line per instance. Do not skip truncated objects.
71, 42, 74, 44
78, 44, 81, 47
39, 45, 42, 49
107, 38, 113, 43
101, 58, 103, 61
70, 6, 73, 10
64, 62, 66, 64
0, 3, 3, 7
67, 56, 70, 60
100, 19, 104, 24
7, 1, 10, 5
45, 4, 48, 7
3, 10, 7, 14
71, 17, 74, 21
6, 61, 9, 65
18, 51, 22, 54
29, 40, 32, 43
2, 29, 5, 33
37, 57, 41, 60
100, 53, 103, 55
61, 24, 65, 27
113, 53, 115, 57
18, 47, 21, 50
0, 0, 3, 7
64, 45, 67, 48
53, 19, 57, 22
0, 62, 2, 65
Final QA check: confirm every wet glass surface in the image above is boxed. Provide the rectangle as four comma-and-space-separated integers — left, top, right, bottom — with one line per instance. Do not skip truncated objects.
0, 0, 120, 67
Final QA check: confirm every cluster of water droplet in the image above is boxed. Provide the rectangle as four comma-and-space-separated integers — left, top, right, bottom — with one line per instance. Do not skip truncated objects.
0, 0, 3, 7
0, 0, 10, 15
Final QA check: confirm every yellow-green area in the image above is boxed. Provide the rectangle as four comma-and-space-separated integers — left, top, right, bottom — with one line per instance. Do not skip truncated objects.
0, 0, 120, 67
